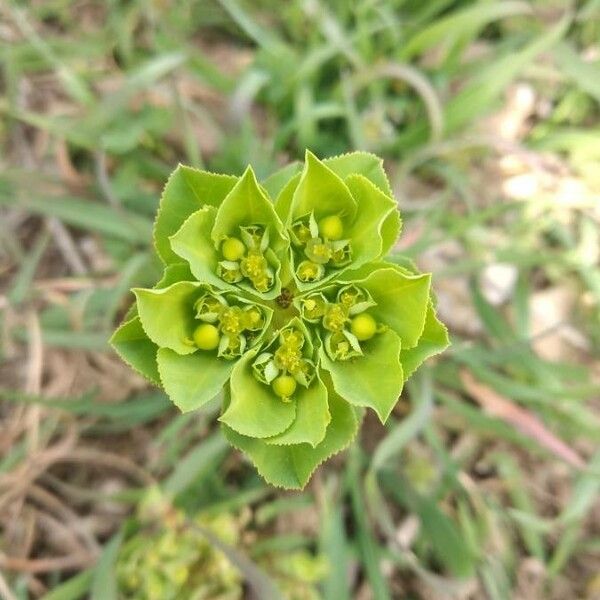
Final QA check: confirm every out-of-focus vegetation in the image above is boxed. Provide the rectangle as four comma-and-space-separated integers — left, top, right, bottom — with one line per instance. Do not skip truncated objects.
0, 1, 599, 599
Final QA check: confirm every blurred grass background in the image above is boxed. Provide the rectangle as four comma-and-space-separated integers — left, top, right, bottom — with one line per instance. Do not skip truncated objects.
1, 0, 599, 598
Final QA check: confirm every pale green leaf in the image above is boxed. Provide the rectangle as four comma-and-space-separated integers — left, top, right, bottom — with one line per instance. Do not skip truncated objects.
154, 165, 238, 264
344, 264, 431, 349
157, 347, 233, 412
345, 174, 399, 264
91, 530, 124, 600
219, 351, 297, 438
380, 209, 402, 258
400, 302, 449, 378
273, 172, 301, 222
212, 166, 288, 298
266, 374, 330, 448
134, 281, 199, 355
109, 315, 160, 385
155, 262, 194, 288
324, 151, 392, 196
222, 388, 358, 489
289, 150, 358, 227
262, 161, 303, 199
169, 206, 230, 290
320, 328, 403, 423
212, 166, 286, 249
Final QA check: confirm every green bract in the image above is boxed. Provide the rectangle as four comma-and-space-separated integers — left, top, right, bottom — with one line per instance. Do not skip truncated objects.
111, 151, 449, 489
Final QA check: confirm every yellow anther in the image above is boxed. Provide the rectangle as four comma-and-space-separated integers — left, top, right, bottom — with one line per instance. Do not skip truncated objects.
305, 238, 332, 264
241, 251, 267, 279
274, 344, 303, 373
220, 306, 244, 335
297, 260, 323, 282
292, 221, 312, 244
323, 304, 348, 332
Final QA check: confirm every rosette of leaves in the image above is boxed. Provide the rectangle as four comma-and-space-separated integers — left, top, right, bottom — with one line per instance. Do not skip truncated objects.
111, 150, 449, 489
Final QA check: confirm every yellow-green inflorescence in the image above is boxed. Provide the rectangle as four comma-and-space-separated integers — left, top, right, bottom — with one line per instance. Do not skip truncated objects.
112, 151, 450, 489
292, 212, 352, 283
252, 326, 316, 401
192, 290, 266, 360
217, 225, 275, 293
299, 284, 384, 361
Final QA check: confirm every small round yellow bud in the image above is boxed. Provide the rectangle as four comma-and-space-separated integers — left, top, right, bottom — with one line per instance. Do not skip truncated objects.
350, 313, 377, 341
193, 323, 220, 350
221, 237, 246, 261
318, 215, 344, 240
272, 375, 297, 399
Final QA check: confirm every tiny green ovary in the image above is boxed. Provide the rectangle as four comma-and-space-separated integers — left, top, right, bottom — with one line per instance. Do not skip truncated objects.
272, 375, 297, 400
221, 237, 246, 261
318, 215, 344, 240
193, 323, 220, 350
350, 313, 377, 341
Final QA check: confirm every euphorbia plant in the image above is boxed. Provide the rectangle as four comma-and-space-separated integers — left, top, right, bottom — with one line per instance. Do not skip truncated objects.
111, 151, 448, 489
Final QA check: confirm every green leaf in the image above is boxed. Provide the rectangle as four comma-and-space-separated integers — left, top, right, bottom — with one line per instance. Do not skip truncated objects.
212, 166, 288, 298
41, 570, 93, 600
134, 281, 199, 355
262, 161, 303, 199
417, 497, 476, 579
324, 151, 392, 196
265, 374, 330, 448
320, 328, 403, 423
219, 351, 297, 438
400, 302, 450, 378
212, 166, 286, 247
380, 473, 476, 579
289, 150, 358, 226
157, 347, 234, 413
109, 315, 160, 385
169, 206, 230, 290
345, 264, 431, 349
398, 1, 532, 61
319, 489, 351, 600
154, 165, 238, 264
444, 13, 569, 134
553, 41, 600, 103
273, 172, 301, 222
380, 209, 402, 259
345, 174, 399, 264
0, 194, 152, 243
163, 431, 229, 495
222, 388, 358, 489
91, 530, 124, 600
155, 262, 194, 288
